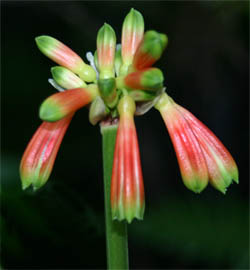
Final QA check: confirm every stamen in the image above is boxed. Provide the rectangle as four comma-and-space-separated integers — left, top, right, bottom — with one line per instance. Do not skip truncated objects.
48, 78, 65, 92
86, 51, 99, 79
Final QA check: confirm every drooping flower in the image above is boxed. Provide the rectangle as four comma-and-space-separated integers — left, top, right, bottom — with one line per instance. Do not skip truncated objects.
155, 93, 238, 193
175, 104, 239, 193
111, 95, 145, 223
20, 114, 73, 190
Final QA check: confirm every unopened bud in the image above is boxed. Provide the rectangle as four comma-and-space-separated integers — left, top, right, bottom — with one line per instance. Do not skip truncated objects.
116, 68, 164, 91
51, 66, 86, 89
97, 23, 116, 79
120, 8, 144, 74
35, 35, 96, 82
133, 30, 168, 70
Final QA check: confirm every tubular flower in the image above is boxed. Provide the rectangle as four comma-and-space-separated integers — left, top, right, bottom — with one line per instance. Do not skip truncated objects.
39, 85, 99, 122
155, 93, 238, 194
20, 8, 238, 224
20, 114, 73, 190
132, 30, 168, 70
116, 68, 164, 91
175, 104, 239, 193
97, 23, 116, 79
35, 35, 96, 82
111, 95, 145, 223
120, 8, 144, 75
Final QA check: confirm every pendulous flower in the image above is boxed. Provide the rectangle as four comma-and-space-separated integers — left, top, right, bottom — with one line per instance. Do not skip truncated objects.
155, 93, 238, 194
111, 95, 145, 223
20, 114, 73, 190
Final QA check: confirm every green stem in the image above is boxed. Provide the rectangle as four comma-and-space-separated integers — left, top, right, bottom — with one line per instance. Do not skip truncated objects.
101, 122, 129, 270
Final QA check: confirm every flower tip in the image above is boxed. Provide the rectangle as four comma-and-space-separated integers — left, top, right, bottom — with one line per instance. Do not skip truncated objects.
21, 178, 32, 190
184, 177, 208, 194
32, 180, 46, 191
232, 167, 239, 184
39, 102, 61, 122
35, 35, 56, 53
121, 8, 144, 66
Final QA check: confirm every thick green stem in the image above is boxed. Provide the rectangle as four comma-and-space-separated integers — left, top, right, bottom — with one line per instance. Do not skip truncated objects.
101, 122, 129, 270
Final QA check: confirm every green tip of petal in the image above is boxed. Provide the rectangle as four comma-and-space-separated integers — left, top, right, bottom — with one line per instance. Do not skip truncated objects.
97, 23, 116, 47
124, 8, 144, 29
142, 68, 164, 90
21, 180, 32, 190
39, 102, 63, 122
142, 31, 168, 59
35, 35, 57, 54
184, 177, 208, 194
232, 167, 239, 184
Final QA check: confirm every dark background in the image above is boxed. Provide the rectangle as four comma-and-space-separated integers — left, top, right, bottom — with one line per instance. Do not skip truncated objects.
1, 1, 249, 269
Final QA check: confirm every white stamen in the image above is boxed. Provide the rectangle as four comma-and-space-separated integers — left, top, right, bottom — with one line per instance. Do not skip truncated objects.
86, 51, 99, 79
48, 79, 65, 92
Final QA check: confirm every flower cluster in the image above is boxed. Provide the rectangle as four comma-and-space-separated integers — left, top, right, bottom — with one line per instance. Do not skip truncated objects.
20, 8, 238, 223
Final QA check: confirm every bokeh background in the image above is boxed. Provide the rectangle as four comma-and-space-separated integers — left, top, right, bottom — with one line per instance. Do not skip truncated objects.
1, 1, 249, 269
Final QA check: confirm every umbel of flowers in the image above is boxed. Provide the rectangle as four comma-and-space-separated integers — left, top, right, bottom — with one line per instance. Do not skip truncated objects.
20, 8, 238, 223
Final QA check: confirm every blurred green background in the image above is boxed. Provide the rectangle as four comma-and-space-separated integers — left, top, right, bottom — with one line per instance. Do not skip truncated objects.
1, 1, 249, 269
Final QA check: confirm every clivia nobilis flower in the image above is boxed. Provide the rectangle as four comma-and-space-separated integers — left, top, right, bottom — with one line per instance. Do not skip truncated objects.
20, 8, 238, 223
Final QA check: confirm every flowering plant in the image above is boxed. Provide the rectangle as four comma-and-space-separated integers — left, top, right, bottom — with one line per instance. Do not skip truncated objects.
20, 8, 238, 269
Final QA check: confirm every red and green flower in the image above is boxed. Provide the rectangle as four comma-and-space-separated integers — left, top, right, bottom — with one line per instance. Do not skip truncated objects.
20, 8, 238, 224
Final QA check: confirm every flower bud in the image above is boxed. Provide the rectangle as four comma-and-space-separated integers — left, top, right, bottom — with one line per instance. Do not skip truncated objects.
120, 8, 144, 75
98, 78, 118, 108
155, 93, 209, 193
133, 30, 168, 70
116, 68, 164, 91
111, 95, 145, 223
35, 35, 96, 82
39, 85, 99, 122
97, 23, 116, 79
51, 66, 86, 89
20, 114, 73, 190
